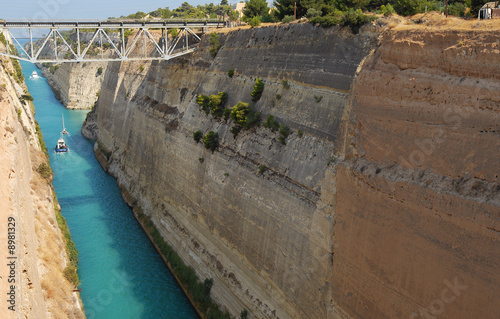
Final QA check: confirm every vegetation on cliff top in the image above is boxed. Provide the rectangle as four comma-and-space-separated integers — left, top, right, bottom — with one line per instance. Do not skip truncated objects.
236, 0, 478, 31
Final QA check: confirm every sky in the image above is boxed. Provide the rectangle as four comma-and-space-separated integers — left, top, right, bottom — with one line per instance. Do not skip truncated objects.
1, 0, 246, 20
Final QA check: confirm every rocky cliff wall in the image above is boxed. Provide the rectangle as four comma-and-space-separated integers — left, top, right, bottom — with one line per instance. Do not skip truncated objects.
41, 61, 106, 109
334, 29, 500, 319
0, 52, 85, 317
84, 23, 500, 319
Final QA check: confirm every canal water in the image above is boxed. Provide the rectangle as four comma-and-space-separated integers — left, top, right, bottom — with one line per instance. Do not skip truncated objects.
21, 61, 198, 319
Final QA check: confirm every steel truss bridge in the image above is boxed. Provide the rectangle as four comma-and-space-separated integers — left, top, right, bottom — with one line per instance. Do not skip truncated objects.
0, 20, 225, 63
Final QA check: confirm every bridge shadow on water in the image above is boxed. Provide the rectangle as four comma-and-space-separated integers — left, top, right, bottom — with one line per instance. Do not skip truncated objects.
20, 61, 198, 319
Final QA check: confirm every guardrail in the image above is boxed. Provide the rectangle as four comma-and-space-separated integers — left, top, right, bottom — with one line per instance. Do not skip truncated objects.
0, 19, 226, 29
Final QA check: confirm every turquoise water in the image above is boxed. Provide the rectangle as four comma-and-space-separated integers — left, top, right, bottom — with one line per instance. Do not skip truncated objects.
20, 61, 199, 319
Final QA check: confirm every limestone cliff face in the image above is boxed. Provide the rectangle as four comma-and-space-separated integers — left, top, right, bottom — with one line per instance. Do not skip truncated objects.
41, 61, 106, 109
85, 23, 500, 319
336, 29, 500, 319
0, 54, 85, 318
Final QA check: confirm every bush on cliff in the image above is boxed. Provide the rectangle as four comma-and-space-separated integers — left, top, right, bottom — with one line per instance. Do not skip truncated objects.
37, 163, 52, 180
193, 130, 203, 143
196, 92, 228, 117
340, 9, 377, 34
249, 16, 261, 28
203, 131, 219, 152
250, 78, 265, 102
209, 33, 220, 58
278, 123, 291, 144
263, 115, 280, 131
230, 101, 261, 129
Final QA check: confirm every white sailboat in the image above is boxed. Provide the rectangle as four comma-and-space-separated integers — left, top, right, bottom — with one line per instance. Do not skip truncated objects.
61, 114, 68, 134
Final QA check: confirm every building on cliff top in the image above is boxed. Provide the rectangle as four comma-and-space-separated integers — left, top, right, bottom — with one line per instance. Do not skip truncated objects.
478, 2, 500, 19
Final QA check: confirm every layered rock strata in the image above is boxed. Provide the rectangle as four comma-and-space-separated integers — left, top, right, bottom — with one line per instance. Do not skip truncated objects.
41, 61, 107, 110
84, 23, 500, 319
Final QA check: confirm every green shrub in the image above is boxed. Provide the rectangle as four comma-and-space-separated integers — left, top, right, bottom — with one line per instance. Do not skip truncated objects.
258, 164, 267, 174
139, 65, 144, 72
240, 309, 249, 319
196, 92, 228, 117
96, 66, 103, 76
282, 15, 295, 23
275, 94, 281, 100
17, 108, 22, 119
54, 196, 79, 287
196, 94, 210, 112
263, 115, 280, 131
193, 130, 203, 143
278, 124, 290, 145
281, 80, 290, 90
49, 65, 60, 74
37, 163, 52, 180
230, 125, 242, 138
21, 94, 34, 101
203, 131, 219, 152
10, 58, 24, 84
64, 266, 79, 286
230, 101, 260, 129
168, 28, 178, 38
249, 16, 261, 27
0, 33, 6, 46
209, 32, 220, 58
306, 8, 322, 18
448, 2, 467, 17
228, 69, 234, 78
223, 108, 232, 121
251, 78, 265, 102
380, 4, 396, 16
392, 0, 428, 16
340, 9, 377, 34
199, 157, 204, 163
314, 95, 323, 103
309, 15, 341, 27
35, 120, 48, 158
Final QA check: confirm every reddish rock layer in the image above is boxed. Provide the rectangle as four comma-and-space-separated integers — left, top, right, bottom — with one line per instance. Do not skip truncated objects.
334, 29, 500, 319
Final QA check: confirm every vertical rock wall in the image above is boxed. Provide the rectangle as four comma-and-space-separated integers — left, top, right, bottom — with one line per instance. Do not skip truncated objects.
91, 23, 378, 318
41, 61, 106, 109
86, 24, 500, 319
335, 29, 500, 319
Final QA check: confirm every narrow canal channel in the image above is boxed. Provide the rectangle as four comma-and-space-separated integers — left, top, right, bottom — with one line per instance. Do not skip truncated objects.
21, 61, 199, 319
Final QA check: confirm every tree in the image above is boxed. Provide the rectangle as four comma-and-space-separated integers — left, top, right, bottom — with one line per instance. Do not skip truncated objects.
221, 0, 229, 5
273, 0, 310, 19
470, 0, 485, 16
244, 0, 269, 19
391, 0, 427, 15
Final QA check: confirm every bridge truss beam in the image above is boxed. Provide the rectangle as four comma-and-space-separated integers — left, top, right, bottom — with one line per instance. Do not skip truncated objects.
0, 20, 224, 63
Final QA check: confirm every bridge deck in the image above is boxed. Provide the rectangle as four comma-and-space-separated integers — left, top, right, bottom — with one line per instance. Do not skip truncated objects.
1, 20, 225, 29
